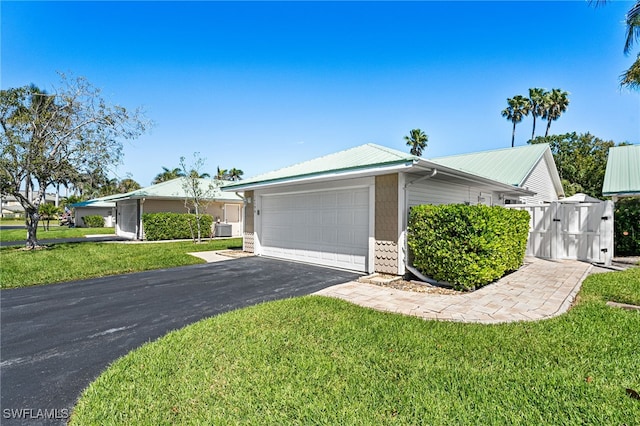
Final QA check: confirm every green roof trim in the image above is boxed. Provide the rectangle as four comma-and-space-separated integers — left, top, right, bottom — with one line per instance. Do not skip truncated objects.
602, 145, 640, 197
223, 144, 419, 189
428, 144, 550, 187
70, 194, 122, 208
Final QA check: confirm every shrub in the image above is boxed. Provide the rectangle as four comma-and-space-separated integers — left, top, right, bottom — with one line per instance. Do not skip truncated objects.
408, 204, 530, 291
83, 215, 105, 228
614, 198, 640, 256
142, 212, 213, 241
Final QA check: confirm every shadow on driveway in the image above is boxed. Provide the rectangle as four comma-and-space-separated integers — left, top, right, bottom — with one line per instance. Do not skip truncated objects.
0, 257, 361, 425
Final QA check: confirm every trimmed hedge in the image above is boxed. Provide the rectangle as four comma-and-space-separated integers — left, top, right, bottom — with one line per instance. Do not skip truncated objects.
408, 204, 530, 291
142, 213, 213, 241
615, 198, 640, 256
82, 215, 105, 228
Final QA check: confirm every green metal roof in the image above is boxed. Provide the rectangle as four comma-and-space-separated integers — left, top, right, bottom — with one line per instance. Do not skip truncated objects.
223, 143, 419, 189
602, 144, 640, 197
116, 178, 243, 202
428, 144, 550, 187
70, 194, 122, 208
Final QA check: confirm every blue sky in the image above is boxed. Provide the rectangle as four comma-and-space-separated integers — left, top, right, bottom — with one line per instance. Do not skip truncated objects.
3, 1, 638, 187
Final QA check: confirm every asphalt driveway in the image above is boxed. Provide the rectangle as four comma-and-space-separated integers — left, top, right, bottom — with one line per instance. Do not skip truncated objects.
0, 257, 361, 425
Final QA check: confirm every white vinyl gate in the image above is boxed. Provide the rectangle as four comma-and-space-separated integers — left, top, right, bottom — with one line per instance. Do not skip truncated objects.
507, 201, 614, 265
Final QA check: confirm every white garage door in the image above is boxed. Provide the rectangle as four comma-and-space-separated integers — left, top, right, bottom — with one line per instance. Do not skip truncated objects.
260, 188, 370, 272
117, 200, 138, 239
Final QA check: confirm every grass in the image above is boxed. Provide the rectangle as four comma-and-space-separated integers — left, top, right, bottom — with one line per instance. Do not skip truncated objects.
70, 268, 640, 425
0, 238, 243, 289
0, 226, 115, 242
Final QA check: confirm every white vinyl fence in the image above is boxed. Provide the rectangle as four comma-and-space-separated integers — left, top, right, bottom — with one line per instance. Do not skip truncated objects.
506, 201, 614, 266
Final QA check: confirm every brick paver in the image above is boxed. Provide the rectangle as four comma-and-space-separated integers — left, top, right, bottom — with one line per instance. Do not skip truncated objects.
314, 257, 593, 323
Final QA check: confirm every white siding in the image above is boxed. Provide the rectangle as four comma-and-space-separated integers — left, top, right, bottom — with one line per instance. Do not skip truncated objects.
75, 207, 115, 228
407, 176, 500, 208
520, 158, 559, 204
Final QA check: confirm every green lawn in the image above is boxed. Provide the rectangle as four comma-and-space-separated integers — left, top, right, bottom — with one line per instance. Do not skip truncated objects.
70, 268, 640, 425
0, 226, 115, 242
0, 238, 243, 289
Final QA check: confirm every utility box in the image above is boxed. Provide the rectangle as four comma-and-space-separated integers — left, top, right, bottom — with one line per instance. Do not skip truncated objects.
214, 223, 232, 237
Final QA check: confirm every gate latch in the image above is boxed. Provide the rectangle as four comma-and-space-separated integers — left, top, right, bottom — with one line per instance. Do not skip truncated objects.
553, 218, 561, 222
601, 216, 609, 220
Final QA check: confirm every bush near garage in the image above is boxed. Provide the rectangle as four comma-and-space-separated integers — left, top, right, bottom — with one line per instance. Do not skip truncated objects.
614, 198, 640, 256
82, 215, 105, 228
408, 204, 530, 291
142, 212, 213, 241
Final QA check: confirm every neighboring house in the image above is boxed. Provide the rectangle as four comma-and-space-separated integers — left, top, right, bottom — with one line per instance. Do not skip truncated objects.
429, 143, 564, 204
113, 178, 244, 240
602, 144, 640, 200
70, 195, 119, 227
0, 191, 58, 218
223, 143, 560, 275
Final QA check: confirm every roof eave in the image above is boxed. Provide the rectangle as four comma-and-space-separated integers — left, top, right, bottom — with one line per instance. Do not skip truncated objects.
414, 158, 536, 196
222, 160, 417, 192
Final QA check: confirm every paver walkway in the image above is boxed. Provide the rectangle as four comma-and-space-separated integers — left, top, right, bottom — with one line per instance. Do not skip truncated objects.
315, 257, 593, 323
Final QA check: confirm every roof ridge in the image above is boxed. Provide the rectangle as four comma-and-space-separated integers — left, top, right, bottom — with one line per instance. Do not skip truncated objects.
365, 143, 419, 160
429, 143, 548, 160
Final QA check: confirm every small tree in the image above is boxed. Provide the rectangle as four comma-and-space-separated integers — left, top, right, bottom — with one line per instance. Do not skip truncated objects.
179, 153, 218, 243
0, 73, 149, 248
38, 203, 61, 231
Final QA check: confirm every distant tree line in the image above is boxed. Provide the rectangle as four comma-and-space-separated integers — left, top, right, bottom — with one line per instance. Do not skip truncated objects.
152, 165, 244, 185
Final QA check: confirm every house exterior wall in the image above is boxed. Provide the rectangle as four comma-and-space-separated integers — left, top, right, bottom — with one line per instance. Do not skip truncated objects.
116, 199, 244, 239
519, 158, 560, 204
375, 174, 399, 274
243, 190, 255, 252
75, 207, 115, 227
407, 176, 501, 208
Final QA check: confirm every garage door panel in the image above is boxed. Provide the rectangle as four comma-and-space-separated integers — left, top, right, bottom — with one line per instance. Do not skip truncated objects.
260, 188, 369, 272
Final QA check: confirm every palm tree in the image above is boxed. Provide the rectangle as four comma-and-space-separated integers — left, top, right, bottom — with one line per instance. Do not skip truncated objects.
543, 89, 570, 137
501, 95, 530, 147
188, 170, 211, 179
404, 128, 429, 156
622, 2, 640, 88
227, 168, 244, 181
591, 1, 640, 88
152, 167, 185, 184
216, 166, 229, 180
38, 203, 61, 231
117, 178, 141, 193
528, 88, 548, 140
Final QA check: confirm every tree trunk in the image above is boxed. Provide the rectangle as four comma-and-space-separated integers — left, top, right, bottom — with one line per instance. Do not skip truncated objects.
194, 204, 202, 243
24, 187, 46, 249
531, 115, 537, 140
545, 119, 552, 137
511, 121, 516, 147
25, 208, 40, 249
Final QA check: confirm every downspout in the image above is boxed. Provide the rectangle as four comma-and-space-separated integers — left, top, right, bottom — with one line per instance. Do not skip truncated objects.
402, 167, 437, 277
